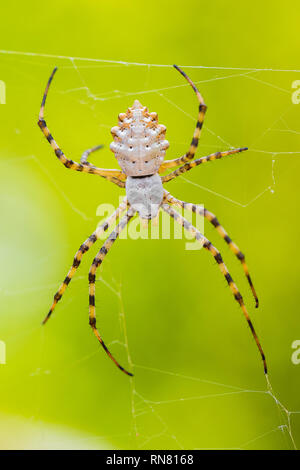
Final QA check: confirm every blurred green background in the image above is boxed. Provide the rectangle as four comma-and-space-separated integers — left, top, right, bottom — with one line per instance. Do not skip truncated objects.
0, 0, 299, 450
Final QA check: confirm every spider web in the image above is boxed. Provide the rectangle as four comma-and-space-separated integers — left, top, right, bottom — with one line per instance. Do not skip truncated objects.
0, 50, 300, 450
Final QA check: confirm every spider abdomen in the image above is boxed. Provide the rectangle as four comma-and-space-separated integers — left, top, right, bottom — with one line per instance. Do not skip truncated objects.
110, 100, 169, 177
125, 174, 163, 219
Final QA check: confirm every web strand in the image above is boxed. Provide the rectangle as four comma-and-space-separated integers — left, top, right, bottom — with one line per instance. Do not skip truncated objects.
1, 49, 300, 73
1, 50, 299, 449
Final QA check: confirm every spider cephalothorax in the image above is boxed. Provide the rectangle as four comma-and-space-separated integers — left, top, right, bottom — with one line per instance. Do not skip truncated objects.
38, 65, 267, 378
110, 99, 169, 177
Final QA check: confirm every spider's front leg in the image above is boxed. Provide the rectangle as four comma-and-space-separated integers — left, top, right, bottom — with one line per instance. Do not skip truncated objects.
43, 198, 129, 324
37, 67, 126, 188
88, 207, 136, 376
164, 191, 259, 307
159, 65, 207, 173
161, 203, 267, 375
79, 144, 127, 188
80, 144, 104, 166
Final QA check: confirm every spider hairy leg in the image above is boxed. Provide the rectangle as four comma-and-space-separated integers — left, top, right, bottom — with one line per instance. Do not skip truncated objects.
162, 147, 247, 183
161, 203, 267, 375
158, 65, 207, 172
80, 145, 104, 165
37, 68, 126, 188
164, 191, 259, 307
88, 207, 136, 376
38, 67, 58, 120
42, 199, 128, 325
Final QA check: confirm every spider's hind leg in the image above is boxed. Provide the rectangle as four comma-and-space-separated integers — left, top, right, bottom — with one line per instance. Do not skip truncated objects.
42, 198, 128, 325
161, 203, 267, 375
164, 191, 259, 307
88, 207, 136, 376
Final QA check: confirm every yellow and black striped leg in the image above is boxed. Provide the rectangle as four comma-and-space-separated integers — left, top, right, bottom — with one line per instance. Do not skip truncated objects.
88, 207, 136, 376
42, 199, 128, 325
162, 147, 247, 183
159, 65, 207, 173
37, 68, 126, 188
164, 191, 258, 307
161, 203, 267, 375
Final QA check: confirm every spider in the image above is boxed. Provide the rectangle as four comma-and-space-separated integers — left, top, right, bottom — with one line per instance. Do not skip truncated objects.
38, 65, 267, 377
